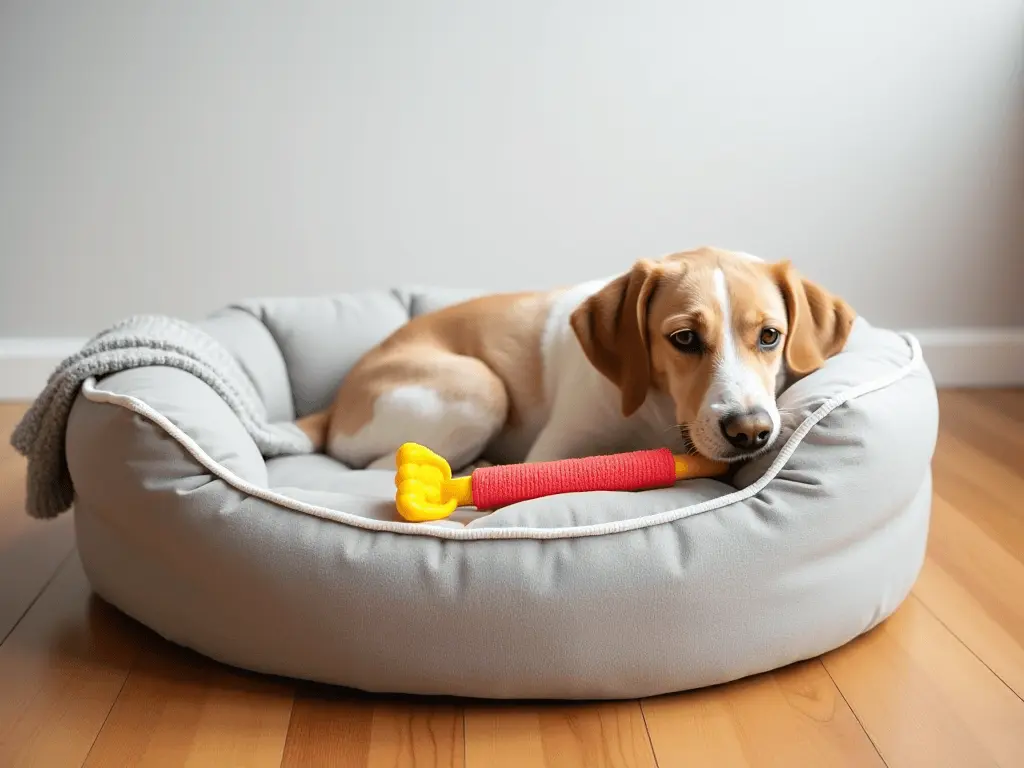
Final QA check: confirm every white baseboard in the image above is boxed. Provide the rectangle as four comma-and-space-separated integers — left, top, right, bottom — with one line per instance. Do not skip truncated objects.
0, 338, 88, 401
904, 327, 1024, 388
1, 329, 1022, 401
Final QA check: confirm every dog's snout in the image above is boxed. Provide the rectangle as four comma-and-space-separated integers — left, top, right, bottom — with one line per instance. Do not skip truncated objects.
719, 408, 773, 452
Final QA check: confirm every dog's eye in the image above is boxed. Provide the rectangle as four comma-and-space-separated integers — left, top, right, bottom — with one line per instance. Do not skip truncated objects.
759, 327, 781, 349
669, 329, 702, 353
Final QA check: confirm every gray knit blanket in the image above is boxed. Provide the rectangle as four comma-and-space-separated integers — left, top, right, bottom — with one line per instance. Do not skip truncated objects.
10, 314, 313, 520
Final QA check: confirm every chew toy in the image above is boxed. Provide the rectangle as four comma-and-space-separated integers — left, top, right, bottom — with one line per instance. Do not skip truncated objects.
394, 442, 729, 522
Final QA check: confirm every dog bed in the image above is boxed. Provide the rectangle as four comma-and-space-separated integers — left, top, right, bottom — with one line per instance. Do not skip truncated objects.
64, 289, 937, 700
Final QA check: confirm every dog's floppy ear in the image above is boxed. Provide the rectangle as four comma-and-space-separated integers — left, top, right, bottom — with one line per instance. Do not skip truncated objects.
772, 260, 856, 376
570, 259, 660, 416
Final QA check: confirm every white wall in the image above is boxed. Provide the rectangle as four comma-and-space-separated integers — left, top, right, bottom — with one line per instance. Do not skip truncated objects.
1, 0, 1022, 337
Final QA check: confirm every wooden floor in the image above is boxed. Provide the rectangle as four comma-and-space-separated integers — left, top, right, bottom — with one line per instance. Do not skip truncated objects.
1, 390, 1023, 767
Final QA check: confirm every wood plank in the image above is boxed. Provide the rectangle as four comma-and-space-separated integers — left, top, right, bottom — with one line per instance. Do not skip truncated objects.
822, 594, 1024, 768
0, 555, 147, 768
283, 687, 463, 768
83, 644, 294, 768
0, 402, 28, 462
367, 699, 465, 768
937, 390, 1024, 475
281, 687, 374, 767
927, 490, 1024, 644
911, 493, 1024, 696
936, 397, 1024, 502
0, 456, 77, 642
919, 388, 1024, 703
931, 433, 1024, 567
0, 402, 73, 643
913, 557, 1024, 700
465, 699, 654, 768
641, 659, 882, 768
971, 388, 1024, 424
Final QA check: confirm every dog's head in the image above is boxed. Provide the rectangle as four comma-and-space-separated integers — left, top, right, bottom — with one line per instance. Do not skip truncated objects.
570, 247, 855, 462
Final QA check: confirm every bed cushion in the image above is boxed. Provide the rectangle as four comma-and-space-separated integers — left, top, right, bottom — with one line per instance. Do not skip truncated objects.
65, 290, 937, 699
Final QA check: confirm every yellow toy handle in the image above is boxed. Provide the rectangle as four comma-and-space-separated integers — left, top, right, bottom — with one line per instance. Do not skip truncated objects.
394, 443, 473, 522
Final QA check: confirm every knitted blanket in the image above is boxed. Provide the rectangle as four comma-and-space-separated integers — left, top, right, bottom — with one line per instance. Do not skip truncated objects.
10, 314, 313, 520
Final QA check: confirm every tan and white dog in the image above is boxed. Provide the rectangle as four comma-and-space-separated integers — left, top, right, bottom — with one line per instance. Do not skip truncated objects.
297, 247, 855, 470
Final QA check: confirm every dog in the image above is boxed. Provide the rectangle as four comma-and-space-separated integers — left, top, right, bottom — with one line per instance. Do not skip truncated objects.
296, 247, 855, 471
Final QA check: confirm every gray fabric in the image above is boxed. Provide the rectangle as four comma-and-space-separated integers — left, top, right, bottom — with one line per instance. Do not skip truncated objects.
11, 314, 312, 519
403, 286, 489, 317
226, 288, 492, 416
199, 308, 296, 423
230, 293, 410, 416
62, 291, 938, 699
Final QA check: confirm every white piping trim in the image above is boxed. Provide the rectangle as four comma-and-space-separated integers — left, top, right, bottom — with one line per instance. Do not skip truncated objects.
80, 334, 923, 541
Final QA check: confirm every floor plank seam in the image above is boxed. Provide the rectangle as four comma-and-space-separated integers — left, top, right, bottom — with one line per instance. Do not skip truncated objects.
79, 645, 149, 768
274, 694, 298, 768
909, 588, 1024, 706
0, 546, 74, 647
460, 703, 468, 768
817, 658, 890, 767
636, 699, 661, 768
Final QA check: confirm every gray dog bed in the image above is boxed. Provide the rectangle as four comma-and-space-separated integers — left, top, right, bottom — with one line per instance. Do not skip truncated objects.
58, 289, 937, 700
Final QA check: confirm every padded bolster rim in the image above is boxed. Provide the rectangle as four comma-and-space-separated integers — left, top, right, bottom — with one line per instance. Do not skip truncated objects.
77, 333, 927, 542
200, 307, 296, 422
225, 301, 300, 380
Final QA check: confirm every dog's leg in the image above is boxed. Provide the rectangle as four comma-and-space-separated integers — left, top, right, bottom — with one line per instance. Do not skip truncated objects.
325, 350, 509, 470
295, 410, 330, 450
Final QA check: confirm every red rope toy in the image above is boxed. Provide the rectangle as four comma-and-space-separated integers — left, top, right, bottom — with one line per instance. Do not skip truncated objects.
394, 443, 729, 521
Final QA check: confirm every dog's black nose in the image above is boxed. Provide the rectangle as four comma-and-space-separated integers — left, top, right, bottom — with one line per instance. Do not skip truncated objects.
719, 408, 773, 452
